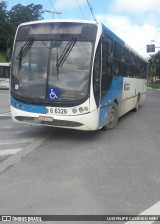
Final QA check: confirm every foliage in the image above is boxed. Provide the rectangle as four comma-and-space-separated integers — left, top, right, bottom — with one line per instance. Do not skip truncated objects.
0, 1, 44, 55
0, 1, 10, 51
0, 51, 6, 62
8, 4, 44, 30
148, 51, 160, 79
148, 82, 160, 89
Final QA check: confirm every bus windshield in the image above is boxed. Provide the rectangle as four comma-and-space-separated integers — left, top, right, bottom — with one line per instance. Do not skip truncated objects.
11, 22, 97, 102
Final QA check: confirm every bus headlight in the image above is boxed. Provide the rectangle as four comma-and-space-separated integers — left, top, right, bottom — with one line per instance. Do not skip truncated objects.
72, 107, 88, 114
79, 107, 84, 113
72, 108, 77, 114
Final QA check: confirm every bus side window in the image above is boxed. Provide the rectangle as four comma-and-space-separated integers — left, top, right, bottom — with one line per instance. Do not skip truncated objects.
101, 41, 112, 92
113, 62, 120, 75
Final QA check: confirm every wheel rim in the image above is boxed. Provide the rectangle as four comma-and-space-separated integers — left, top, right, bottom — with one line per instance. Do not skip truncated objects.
107, 107, 117, 129
109, 108, 116, 124
103, 103, 118, 130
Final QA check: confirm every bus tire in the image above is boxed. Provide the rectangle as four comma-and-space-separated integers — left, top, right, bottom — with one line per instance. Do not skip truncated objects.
103, 102, 119, 130
133, 95, 140, 112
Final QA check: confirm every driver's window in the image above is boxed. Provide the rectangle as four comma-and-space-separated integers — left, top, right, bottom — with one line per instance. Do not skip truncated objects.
93, 42, 101, 95
101, 41, 112, 92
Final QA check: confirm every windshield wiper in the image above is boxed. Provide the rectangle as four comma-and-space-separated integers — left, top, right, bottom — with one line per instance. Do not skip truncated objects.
17, 37, 35, 71
56, 37, 77, 69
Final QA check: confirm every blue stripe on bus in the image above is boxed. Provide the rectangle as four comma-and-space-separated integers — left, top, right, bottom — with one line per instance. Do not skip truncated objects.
102, 24, 125, 45
99, 76, 123, 128
10, 95, 46, 114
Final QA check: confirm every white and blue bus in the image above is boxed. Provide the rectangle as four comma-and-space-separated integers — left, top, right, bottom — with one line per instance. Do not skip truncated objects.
0, 62, 10, 89
10, 20, 147, 131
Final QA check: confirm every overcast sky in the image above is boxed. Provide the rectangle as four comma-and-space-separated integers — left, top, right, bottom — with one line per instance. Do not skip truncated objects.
7, 0, 160, 58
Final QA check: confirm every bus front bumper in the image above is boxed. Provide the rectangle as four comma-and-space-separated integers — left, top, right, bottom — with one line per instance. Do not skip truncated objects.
11, 106, 99, 131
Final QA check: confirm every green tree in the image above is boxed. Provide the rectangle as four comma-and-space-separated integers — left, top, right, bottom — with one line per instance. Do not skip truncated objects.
148, 51, 160, 81
8, 4, 44, 29
0, 2, 44, 60
0, 1, 10, 51
0, 1, 7, 19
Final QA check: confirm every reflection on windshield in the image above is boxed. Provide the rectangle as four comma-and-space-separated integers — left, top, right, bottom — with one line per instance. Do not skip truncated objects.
56, 37, 77, 68
16, 37, 35, 71
12, 40, 93, 102
49, 41, 92, 100
12, 41, 50, 99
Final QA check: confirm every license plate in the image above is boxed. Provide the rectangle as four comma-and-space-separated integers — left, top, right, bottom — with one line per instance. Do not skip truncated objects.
39, 116, 53, 122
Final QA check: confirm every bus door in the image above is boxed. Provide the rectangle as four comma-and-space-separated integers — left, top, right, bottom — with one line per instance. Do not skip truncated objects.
99, 38, 113, 128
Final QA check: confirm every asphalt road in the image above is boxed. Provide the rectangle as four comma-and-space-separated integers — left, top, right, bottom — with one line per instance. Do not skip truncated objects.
0, 89, 160, 224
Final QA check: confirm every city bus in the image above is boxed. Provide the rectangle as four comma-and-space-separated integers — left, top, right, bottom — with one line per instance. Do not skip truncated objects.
0, 62, 10, 89
10, 20, 147, 131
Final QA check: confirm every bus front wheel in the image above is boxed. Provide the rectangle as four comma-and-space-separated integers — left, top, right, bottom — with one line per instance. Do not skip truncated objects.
103, 102, 119, 130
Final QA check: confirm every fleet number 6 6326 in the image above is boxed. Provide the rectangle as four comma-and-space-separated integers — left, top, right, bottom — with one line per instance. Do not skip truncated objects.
49, 108, 68, 114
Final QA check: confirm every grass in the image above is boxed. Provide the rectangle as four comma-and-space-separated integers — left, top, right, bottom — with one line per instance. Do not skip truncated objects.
148, 82, 160, 89
0, 51, 6, 62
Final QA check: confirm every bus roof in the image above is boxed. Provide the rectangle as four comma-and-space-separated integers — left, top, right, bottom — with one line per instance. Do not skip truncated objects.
17, 19, 98, 27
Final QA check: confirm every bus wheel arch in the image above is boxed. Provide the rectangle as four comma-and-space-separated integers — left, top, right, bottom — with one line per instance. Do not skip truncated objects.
114, 99, 118, 106
102, 101, 119, 131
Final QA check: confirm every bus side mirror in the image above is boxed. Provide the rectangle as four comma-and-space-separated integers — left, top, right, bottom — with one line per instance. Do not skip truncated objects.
108, 53, 113, 64
6, 37, 14, 62
12, 75, 19, 88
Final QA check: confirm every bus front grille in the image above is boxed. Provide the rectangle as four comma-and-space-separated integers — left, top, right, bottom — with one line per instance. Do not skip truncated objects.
15, 116, 83, 127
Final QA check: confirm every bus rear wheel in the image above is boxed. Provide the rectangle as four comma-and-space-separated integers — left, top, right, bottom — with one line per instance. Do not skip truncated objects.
103, 102, 119, 130
133, 95, 140, 112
